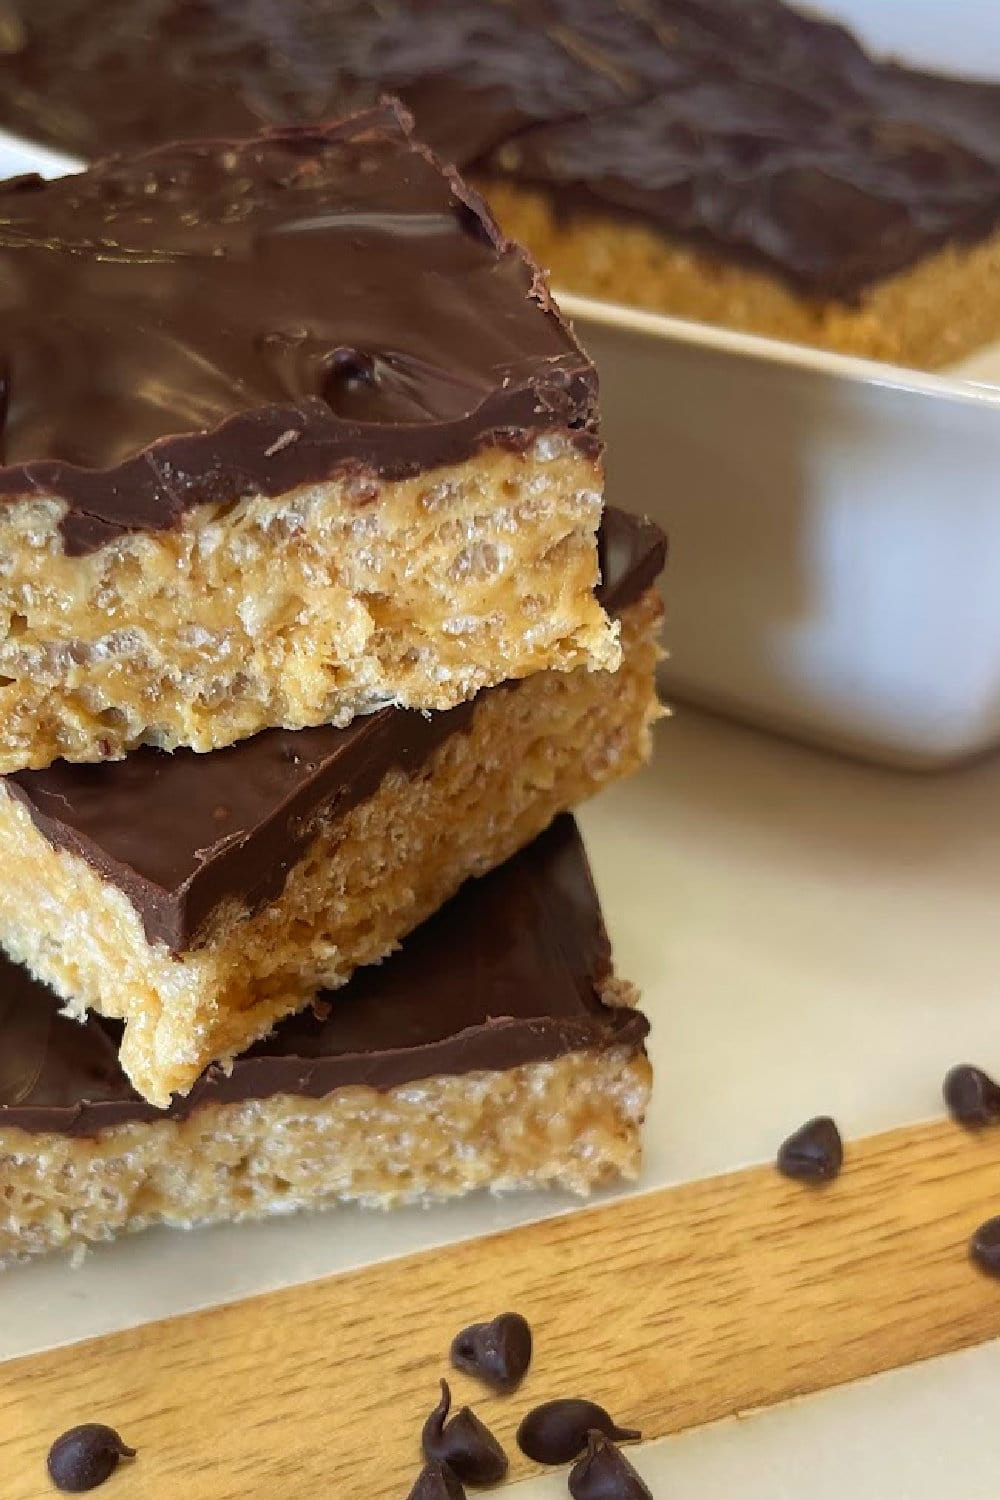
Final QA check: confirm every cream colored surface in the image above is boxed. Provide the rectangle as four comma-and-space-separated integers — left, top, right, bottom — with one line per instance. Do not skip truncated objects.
0, 440, 616, 771
0, 593, 660, 1104
567, 291, 1000, 767
510, 1340, 1000, 1500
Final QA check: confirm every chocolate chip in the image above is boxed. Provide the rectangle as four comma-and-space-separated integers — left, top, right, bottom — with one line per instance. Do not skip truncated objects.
776, 1116, 843, 1182
569, 1433, 652, 1500
944, 1064, 1000, 1127
406, 1460, 467, 1500
450, 1312, 533, 1392
516, 1400, 640, 1465
970, 1215, 1000, 1277
422, 1380, 508, 1486
47, 1425, 136, 1492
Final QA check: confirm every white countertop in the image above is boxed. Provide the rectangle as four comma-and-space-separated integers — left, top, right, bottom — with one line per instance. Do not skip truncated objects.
589, 703, 1000, 1180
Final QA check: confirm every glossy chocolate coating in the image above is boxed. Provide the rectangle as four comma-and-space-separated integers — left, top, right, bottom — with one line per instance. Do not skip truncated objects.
0, 98, 596, 551
2, 2, 1000, 300
0, 814, 649, 1133
6, 508, 665, 951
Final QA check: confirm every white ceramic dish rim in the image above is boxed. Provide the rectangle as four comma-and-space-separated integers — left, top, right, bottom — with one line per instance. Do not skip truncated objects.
557, 290, 1000, 414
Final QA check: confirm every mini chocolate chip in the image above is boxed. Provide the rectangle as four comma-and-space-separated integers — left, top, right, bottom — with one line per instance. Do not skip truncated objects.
47, 1425, 136, 1493
450, 1312, 533, 1392
406, 1460, 467, 1500
516, 1401, 640, 1465
776, 1116, 843, 1182
970, 1215, 1000, 1277
422, 1380, 508, 1486
569, 1433, 652, 1500
944, 1064, 1000, 1127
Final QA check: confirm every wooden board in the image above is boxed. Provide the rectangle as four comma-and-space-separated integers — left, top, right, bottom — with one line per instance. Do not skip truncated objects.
3, 1116, 1000, 1500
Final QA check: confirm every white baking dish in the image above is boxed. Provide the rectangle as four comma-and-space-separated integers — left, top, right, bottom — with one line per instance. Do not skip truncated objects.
566, 295, 1000, 769
4, 0, 1000, 767
564, 0, 1000, 770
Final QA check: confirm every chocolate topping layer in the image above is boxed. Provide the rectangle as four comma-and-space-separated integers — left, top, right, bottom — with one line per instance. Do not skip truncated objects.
2, 2, 1000, 300
5, 508, 665, 951
0, 98, 597, 551
0, 815, 649, 1134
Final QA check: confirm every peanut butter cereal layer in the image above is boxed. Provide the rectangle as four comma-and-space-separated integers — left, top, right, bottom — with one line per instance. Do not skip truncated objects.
0, 816, 651, 1266
0, 99, 617, 774
0, 510, 665, 1106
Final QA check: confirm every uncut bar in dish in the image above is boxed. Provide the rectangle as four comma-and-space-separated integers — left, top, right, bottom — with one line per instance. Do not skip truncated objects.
0, 510, 664, 1106
5, 3, 1000, 373
480, 0, 1000, 372
0, 816, 651, 1266
0, 99, 618, 775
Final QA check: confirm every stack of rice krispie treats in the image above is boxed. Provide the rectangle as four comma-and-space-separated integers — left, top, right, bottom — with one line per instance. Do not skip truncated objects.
0, 101, 666, 1264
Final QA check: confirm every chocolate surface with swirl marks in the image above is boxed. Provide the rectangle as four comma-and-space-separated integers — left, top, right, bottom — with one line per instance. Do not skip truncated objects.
2, 1, 1000, 301
0, 98, 596, 551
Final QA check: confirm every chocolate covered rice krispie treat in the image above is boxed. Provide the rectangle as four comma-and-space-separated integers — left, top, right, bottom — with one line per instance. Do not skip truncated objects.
0, 511, 664, 1106
0, 815, 651, 1266
0, 99, 618, 773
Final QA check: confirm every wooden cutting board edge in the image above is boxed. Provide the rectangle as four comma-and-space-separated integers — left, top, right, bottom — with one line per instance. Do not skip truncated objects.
2, 1115, 1000, 1499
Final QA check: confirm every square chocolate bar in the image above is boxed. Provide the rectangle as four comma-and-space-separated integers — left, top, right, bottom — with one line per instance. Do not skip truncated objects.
0, 100, 617, 773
